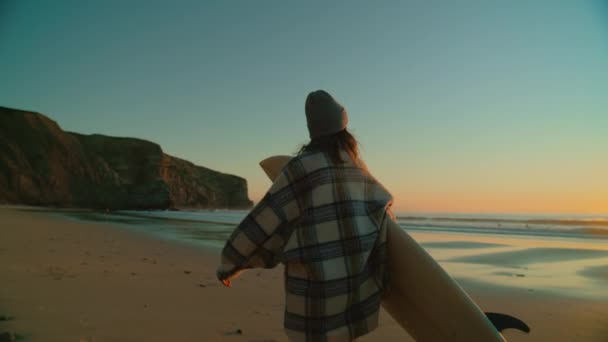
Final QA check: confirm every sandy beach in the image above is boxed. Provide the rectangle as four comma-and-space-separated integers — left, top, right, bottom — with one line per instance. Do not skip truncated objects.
1, 207, 607, 341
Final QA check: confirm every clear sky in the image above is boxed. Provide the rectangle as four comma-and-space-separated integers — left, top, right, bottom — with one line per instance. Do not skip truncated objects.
1, 0, 607, 214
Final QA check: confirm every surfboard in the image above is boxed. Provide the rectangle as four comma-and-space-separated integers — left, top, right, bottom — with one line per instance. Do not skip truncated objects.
259, 155, 508, 341
381, 217, 505, 341
259, 155, 289, 183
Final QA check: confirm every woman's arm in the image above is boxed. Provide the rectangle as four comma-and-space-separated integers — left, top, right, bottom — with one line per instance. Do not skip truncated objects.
217, 166, 302, 286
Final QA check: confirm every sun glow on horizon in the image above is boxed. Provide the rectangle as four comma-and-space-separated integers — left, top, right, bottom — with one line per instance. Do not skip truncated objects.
247, 186, 607, 215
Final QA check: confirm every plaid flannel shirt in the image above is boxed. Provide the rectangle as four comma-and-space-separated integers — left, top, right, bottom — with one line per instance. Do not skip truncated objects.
219, 150, 393, 342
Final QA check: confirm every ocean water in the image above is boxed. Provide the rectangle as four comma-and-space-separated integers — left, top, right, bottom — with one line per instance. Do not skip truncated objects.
61, 209, 608, 246
55, 209, 608, 299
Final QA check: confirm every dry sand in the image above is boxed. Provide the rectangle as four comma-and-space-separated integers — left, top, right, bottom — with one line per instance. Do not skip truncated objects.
1, 207, 607, 341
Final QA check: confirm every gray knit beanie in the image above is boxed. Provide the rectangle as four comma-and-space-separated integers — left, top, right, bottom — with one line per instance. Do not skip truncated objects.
305, 90, 348, 139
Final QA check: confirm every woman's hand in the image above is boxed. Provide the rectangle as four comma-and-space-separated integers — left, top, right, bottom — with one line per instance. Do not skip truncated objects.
216, 264, 244, 287
216, 264, 233, 287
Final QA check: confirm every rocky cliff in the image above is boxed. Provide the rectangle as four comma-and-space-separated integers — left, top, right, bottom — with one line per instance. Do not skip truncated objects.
0, 106, 253, 209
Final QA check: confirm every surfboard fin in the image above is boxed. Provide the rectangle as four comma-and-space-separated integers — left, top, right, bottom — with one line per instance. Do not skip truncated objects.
485, 312, 530, 333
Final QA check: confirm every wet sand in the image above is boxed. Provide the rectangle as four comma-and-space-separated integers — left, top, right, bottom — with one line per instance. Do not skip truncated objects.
578, 264, 608, 281
1, 207, 607, 341
449, 248, 608, 267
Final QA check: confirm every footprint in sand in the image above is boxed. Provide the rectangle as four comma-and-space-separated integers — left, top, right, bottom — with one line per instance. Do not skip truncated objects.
140, 257, 158, 264
44, 266, 77, 280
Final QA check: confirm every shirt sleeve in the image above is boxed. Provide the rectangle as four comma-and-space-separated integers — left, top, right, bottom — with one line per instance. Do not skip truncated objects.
218, 167, 303, 280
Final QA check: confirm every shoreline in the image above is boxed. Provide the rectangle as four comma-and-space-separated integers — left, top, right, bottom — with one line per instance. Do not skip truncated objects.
1, 207, 608, 341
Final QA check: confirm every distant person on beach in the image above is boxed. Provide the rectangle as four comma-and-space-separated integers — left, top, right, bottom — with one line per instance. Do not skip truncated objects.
217, 90, 394, 341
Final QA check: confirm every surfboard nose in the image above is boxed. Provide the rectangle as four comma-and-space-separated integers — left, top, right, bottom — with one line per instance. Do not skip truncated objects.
259, 155, 291, 181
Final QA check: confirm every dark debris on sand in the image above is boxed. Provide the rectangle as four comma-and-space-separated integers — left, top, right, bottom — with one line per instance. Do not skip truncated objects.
0, 332, 15, 342
223, 328, 243, 336
0, 313, 20, 342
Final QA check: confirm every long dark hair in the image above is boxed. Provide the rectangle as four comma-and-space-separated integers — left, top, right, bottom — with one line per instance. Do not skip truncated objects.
297, 129, 361, 165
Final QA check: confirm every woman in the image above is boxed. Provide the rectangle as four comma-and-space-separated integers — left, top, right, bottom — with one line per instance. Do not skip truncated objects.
217, 90, 394, 341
